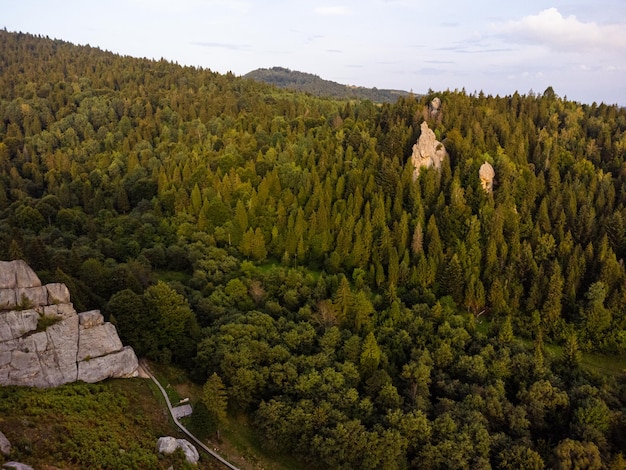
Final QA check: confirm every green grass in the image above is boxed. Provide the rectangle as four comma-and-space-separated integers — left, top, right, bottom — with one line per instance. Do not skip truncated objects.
0, 379, 219, 469
147, 362, 187, 404
579, 351, 626, 376
255, 260, 323, 281
218, 413, 306, 470
149, 361, 307, 470
474, 317, 492, 336
521, 339, 626, 377
156, 270, 192, 284
466, 313, 626, 378
35, 314, 62, 332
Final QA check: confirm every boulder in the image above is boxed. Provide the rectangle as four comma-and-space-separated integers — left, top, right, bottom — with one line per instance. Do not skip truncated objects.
177, 440, 200, 465
3, 463, 34, 470
479, 161, 495, 193
0, 430, 11, 456
410, 121, 448, 180
156, 437, 199, 465
77, 346, 139, 383
156, 436, 179, 454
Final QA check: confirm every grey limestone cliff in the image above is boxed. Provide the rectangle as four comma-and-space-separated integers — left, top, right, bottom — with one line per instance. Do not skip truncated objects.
0, 260, 139, 387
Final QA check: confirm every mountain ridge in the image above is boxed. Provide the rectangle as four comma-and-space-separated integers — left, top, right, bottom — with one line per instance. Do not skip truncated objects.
244, 66, 412, 103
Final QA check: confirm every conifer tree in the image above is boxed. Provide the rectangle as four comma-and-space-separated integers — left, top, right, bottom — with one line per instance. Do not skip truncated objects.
203, 372, 228, 433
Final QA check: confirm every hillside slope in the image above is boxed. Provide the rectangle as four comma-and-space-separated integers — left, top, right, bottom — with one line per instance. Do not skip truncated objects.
1, 30, 626, 469
244, 66, 410, 102
0, 379, 220, 469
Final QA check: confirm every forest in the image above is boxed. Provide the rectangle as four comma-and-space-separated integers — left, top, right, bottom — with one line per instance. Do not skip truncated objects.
1, 29, 626, 469
244, 66, 409, 103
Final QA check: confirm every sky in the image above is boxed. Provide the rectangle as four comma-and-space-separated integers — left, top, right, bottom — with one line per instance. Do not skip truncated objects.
2, 0, 625, 105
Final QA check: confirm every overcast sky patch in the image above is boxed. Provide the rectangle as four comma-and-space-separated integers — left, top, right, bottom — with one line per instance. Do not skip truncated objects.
192, 42, 250, 51
493, 8, 626, 53
315, 5, 350, 15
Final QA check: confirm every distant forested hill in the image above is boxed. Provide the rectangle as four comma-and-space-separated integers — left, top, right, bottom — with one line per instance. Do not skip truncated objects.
2, 30, 626, 470
244, 66, 411, 103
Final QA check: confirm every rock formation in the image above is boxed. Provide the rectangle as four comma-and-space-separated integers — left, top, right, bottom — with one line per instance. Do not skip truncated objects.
429, 97, 442, 120
410, 121, 448, 180
156, 436, 199, 465
479, 161, 495, 193
0, 431, 10, 457
3, 462, 34, 470
0, 260, 138, 388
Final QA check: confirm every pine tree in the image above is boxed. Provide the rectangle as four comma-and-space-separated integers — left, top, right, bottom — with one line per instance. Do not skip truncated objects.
190, 183, 202, 216
540, 262, 563, 336
359, 332, 381, 377
411, 221, 424, 258
203, 372, 228, 432
334, 276, 353, 324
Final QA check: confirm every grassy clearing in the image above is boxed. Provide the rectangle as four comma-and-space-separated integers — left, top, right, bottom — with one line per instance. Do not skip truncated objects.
0, 378, 222, 469
151, 361, 305, 470
157, 270, 192, 284
579, 351, 626, 376
468, 314, 626, 378
218, 413, 306, 470
517, 338, 626, 378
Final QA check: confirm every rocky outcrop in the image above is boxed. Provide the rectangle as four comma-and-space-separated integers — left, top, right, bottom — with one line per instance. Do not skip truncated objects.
3, 463, 34, 470
429, 97, 442, 120
0, 260, 138, 388
0, 431, 10, 457
479, 161, 495, 193
156, 436, 199, 465
410, 121, 448, 180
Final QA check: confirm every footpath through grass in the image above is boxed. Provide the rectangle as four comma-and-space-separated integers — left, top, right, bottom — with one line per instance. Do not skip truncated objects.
0, 378, 221, 469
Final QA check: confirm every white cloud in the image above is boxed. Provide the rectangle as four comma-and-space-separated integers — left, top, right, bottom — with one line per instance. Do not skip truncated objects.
315, 5, 350, 15
494, 8, 626, 53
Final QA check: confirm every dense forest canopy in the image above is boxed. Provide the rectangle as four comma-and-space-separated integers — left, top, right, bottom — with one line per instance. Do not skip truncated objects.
244, 66, 411, 103
1, 30, 626, 469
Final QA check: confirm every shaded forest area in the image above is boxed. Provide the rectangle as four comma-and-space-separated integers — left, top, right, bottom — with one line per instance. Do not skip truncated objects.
1, 30, 626, 469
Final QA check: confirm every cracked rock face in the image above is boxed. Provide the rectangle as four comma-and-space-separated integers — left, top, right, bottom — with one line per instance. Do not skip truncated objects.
0, 260, 139, 388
